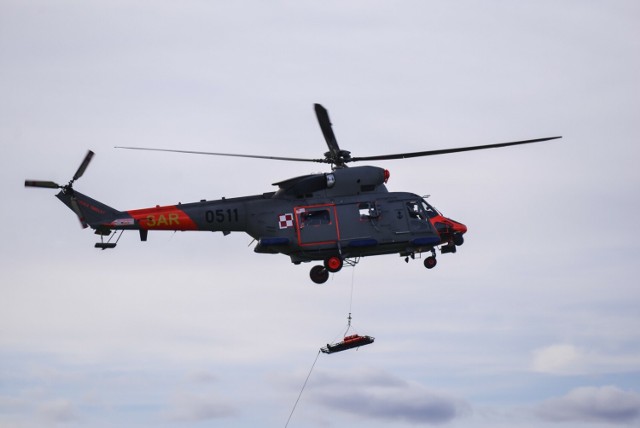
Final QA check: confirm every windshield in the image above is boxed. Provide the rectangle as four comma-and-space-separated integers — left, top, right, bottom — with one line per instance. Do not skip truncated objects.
421, 199, 441, 219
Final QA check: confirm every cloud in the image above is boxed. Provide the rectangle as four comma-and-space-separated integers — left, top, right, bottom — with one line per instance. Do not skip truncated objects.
37, 398, 78, 423
309, 368, 469, 425
186, 370, 219, 384
532, 344, 585, 374
531, 344, 640, 375
164, 392, 238, 422
535, 386, 640, 424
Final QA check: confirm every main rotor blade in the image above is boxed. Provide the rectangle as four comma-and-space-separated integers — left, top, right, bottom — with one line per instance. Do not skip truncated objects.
314, 104, 342, 159
349, 136, 562, 162
115, 146, 326, 163
73, 150, 95, 181
25, 180, 61, 189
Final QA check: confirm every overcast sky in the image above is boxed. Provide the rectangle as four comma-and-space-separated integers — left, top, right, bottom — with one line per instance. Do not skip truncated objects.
1, 1, 639, 427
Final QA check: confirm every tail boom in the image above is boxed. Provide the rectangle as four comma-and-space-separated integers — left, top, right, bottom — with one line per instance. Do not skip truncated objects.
56, 190, 123, 229
57, 190, 269, 248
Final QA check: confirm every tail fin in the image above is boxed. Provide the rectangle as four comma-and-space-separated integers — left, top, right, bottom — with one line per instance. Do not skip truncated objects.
56, 190, 122, 228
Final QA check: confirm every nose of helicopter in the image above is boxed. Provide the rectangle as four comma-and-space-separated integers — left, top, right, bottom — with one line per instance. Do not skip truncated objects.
449, 218, 467, 234
437, 216, 466, 233
430, 215, 467, 235
443, 217, 466, 247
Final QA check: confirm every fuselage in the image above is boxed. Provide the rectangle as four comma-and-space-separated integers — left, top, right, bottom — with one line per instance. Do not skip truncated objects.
57, 165, 466, 264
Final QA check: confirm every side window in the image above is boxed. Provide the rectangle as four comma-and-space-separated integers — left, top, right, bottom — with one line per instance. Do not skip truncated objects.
358, 202, 379, 219
301, 209, 331, 226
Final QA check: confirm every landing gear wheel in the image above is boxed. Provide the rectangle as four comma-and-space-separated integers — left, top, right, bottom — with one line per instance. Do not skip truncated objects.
424, 256, 437, 269
310, 265, 330, 284
324, 256, 343, 273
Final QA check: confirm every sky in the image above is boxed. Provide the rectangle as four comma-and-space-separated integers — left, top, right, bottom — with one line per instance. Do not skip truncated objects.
1, 1, 639, 427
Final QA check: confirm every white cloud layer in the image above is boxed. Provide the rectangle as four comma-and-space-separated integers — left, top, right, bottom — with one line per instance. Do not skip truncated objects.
532, 344, 640, 375
536, 386, 640, 424
532, 344, 584, 374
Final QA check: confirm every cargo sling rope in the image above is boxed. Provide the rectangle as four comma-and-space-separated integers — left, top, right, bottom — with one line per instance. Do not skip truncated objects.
284, 350, 321, 428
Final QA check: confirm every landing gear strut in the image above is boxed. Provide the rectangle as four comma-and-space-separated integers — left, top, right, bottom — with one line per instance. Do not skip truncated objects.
308, 256, 358, 283
424, 249, 437, 269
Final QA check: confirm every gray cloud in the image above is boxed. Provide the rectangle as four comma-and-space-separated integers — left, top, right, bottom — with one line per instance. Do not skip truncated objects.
186, 370, 219, 385
37, 398, 78, 423
309, 368, 469, 425
164, 391, 238, 422
535, 386, 640, 424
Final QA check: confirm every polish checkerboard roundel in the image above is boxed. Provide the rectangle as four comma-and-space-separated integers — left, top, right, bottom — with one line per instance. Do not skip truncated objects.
278, 213, 294, 229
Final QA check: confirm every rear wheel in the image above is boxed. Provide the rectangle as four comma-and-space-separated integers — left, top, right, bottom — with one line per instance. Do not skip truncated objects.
310, 265, 329, 284
324, 256, 343, 273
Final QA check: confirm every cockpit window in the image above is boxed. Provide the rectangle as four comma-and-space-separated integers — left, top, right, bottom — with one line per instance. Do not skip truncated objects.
421, 200, 441, 219
406, 201, 427, 220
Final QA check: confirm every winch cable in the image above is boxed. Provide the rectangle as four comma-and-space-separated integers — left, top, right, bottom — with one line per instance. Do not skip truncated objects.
284, 350, 321, 428
344, 265, 357, 336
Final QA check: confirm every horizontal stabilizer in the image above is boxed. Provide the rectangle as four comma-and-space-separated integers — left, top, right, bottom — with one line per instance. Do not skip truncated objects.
95, 243, 117, 250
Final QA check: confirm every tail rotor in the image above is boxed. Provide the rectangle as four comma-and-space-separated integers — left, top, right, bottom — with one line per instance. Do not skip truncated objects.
25, 150, 95, 228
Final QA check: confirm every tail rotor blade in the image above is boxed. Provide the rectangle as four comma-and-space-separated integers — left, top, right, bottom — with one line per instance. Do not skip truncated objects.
70, 196, 88, 228
25, 180, 61, 189
73, 150, 95, 182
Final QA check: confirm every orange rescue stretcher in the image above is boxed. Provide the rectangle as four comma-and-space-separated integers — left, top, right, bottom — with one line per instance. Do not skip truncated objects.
320, 334, 375, 354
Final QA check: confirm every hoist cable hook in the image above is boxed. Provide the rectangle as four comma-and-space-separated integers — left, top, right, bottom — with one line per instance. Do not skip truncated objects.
343, 312, 352, 337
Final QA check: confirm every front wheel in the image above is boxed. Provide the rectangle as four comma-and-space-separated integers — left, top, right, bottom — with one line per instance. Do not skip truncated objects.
310, 265, 329, 284
424, 256, 437, 269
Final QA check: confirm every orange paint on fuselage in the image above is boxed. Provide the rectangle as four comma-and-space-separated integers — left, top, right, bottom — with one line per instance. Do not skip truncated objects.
128, 206, 198, 230
429, 215, 467, 243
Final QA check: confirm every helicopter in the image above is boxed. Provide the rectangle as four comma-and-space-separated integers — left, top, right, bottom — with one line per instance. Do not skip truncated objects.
25, 104, 560, 283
